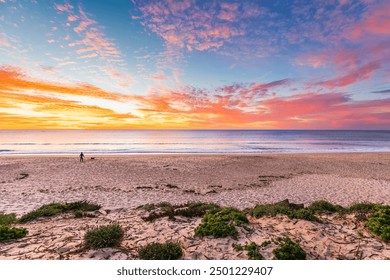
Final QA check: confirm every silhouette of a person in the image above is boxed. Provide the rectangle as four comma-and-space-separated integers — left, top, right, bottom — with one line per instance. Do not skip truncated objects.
79, 152, 84, 162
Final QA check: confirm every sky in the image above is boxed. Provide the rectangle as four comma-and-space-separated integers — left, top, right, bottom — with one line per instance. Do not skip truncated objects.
0, 0, 389, 129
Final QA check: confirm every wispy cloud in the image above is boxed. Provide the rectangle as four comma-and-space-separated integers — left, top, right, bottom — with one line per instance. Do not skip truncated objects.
372, 89, 390, 94
311, 61, 381, 89
54, 1, 132, 89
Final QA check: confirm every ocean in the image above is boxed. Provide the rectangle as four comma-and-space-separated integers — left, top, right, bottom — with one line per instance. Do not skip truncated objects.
0, 130, 389, 155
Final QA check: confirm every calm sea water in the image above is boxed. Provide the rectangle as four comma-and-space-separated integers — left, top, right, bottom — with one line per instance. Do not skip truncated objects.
0, 130, 389, 155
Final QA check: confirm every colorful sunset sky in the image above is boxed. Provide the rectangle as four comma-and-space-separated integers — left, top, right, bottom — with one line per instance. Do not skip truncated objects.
0, 0, 389, 129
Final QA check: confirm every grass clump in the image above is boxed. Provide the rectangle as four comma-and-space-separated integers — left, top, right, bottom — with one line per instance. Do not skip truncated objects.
141, 204, 156, 211
141, 202, 221, 222
19, 201, 101, 223
0, 213, 17, 226
74, 211, 84, 218
248, 200, 320, 222
365, 206, 390, 241
138, 242, 183, 260
272, 237, 306, 260
348, 202, 378, 213
307, 200, 344, 214
175, 202, 220, 218
261, 240, 271, 247
233, 242, 264, 260
0, 226, 28, 242
84, 224, 124, 249
195, 208, 248, 238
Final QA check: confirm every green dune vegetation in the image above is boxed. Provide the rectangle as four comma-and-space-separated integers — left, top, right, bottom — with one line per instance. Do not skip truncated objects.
18, 201, 101, 223
84, 224, 124, 249
138, 242, 183, 260
1, 199, 389, 260
0, 212, 28, 242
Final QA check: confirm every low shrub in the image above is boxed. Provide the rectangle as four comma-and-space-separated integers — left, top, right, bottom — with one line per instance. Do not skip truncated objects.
141, 202, 221, 221
307, 200, 344, 214
0, 213, 17, 226
292, 209, 320, 222
195, 208, 248, 238
248, 200, 320, 222
138, 242, 183, 260
64, 201, 101, 212
175, 202, 220, 218
245, 242, 264, 260
261, 240, 271, 247
141, 204, 156, 211
272, 237, 306, 260
84, 224, 124, 248
0, 225, 28, 242
19, 201, 101, 223
365, 206, 390, 241
74, 211, 84, 218
233, 242, 264, 260
348, 202, 378, 213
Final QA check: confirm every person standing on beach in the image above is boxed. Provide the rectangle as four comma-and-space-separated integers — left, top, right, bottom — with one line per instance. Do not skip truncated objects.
79, 152, 84, 162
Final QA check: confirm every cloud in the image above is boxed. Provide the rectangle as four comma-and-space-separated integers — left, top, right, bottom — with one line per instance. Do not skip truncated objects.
0, 65, 122, 100
0, 65, 138, 129
311, 61, 381, 89
54, 1, 132, 88
296, 0, 390, 87
134, 0, 263, 52
346, 1, 390, 40
372, 89, 390, 94
2, 62, 389, 129
73, 6, 96, 33
0, 37, 10, 47
54, 1, 73, 13
134, 81, 390, 129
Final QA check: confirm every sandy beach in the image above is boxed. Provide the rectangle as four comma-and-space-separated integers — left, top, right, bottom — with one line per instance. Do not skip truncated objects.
1, 153, 390, 260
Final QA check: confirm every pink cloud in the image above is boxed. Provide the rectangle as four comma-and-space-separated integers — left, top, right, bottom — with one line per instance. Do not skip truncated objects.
218, 79, 291, 98
54, 1, 73, 13
102, 66, 132, 88
135, 0, 261, 52
137, 84, 390, 129
67, 15, 78, 22
73, 6, 96, 33
311, 61, 380, 89
79, 53, 97, 59
150, 73, 168, 82
347, 1, 390, 40
0, 38, 10, 47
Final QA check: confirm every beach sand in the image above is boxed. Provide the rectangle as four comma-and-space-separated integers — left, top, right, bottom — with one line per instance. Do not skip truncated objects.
1, 153, 390, 260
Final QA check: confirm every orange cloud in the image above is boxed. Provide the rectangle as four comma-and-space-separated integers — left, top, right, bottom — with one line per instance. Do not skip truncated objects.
1, 65, 389, 129
0, 65, 127, 100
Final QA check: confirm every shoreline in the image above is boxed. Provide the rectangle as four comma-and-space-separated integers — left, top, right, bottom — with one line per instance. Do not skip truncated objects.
2, 150, 390, 157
